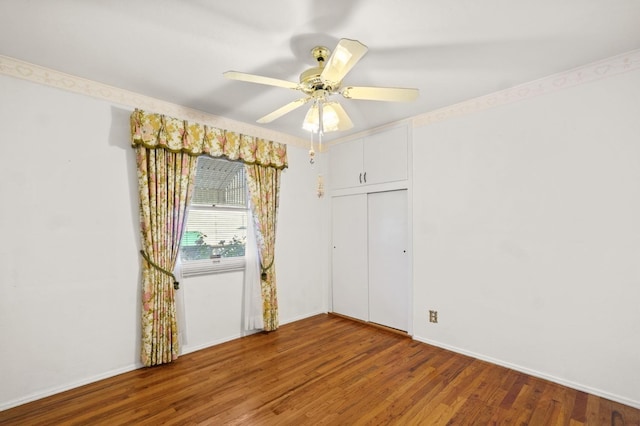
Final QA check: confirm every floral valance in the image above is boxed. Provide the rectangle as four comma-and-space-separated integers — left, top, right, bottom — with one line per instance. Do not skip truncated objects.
130, 109, 288, 169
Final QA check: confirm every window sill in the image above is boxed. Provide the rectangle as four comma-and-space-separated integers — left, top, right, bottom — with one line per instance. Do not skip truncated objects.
181, 257, 246, 278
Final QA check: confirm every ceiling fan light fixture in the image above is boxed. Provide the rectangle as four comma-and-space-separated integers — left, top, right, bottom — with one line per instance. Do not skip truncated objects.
302, 104, 319, 132
322, 103, 341, 131
327, 102, 353, 131
303, 101, 343, 133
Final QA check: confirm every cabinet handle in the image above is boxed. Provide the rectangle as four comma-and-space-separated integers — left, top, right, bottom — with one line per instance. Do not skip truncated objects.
359, 173, 362, 184
363, 172, 367, 183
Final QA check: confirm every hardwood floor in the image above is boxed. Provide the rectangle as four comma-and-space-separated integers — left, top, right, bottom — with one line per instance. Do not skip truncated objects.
1, 314, 638, 425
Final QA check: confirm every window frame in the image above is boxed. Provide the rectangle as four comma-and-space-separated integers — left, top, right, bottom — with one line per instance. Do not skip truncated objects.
179, 156, 249, 277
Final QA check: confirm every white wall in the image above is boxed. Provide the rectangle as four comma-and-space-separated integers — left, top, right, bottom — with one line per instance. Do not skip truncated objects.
276, 148, 330, 322
0, 75, 141, 410
411, 70, 640, 408
179, 145, 330, 354
0, 74, 328, 410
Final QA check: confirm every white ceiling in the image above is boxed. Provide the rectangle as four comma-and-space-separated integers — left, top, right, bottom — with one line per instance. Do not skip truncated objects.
1, 0, 639, 142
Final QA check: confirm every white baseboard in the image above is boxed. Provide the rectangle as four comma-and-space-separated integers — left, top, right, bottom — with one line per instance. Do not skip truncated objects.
413, 336, 640, 410
0, 363, 143, 412
180, 333, 245, 355
280, 310, 327, 326
1, 311, 329, 413
179, 311, 326, 356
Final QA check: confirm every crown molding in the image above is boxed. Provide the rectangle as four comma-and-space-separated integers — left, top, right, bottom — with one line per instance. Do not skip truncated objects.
2, 50, 639, 146
412, 49, 640, 128
0, 55, 308, 148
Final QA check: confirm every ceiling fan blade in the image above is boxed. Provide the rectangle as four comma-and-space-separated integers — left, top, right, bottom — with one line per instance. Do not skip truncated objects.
342, 86, 419, 102
257, 97, 311, 123
320, 38, 368, 86
223, 71, 299, 90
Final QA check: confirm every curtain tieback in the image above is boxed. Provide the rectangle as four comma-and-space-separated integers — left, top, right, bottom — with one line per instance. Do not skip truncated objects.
260, 258, 274, 281
139, 250, 180, 290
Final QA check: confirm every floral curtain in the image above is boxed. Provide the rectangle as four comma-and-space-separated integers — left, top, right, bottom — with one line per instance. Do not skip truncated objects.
246, 164, 282, 331
130, 109, 287, 365
135, 147, 196, 366
130, 110, 288, 169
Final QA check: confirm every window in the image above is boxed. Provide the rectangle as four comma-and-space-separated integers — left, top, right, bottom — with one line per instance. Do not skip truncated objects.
180, 156, 248, 276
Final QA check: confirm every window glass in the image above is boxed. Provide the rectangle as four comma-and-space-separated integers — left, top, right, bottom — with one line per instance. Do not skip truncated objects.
180, 156, 248, 275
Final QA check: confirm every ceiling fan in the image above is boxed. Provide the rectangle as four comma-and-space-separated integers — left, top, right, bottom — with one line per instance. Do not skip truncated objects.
223, 38, 419, 133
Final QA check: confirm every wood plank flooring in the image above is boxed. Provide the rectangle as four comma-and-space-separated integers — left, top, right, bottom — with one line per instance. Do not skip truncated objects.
1, 314, 638, 425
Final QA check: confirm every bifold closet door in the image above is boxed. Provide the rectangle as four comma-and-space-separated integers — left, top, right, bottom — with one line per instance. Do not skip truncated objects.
368, 190, 409, 331
331, 194, 369, 321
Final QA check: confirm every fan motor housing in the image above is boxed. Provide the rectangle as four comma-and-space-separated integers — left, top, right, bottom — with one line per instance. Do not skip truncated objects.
300, 67, 335, 94
299, 46, 337, 94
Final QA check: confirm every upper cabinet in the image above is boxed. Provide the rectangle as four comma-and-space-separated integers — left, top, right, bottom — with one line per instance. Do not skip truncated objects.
329, 125, 408, 190
364, 125, 409, 185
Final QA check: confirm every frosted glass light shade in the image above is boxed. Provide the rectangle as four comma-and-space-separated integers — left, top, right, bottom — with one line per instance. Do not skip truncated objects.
303, 101, 353, 133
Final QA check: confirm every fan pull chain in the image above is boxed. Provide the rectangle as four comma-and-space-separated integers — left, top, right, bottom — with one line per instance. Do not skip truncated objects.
317, 129, 324, 198
309, 129, 315, 165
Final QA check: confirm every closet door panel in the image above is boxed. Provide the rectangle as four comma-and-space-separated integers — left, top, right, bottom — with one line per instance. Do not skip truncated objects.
368, 190, 409, 331
331, 194, 369, 321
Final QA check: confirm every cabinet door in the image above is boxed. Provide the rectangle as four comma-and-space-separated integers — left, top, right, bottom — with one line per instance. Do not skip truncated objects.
331, 194, 368, 321
329, 138, 364, 190
363, 126, 408, 185
368, 190, 409, 331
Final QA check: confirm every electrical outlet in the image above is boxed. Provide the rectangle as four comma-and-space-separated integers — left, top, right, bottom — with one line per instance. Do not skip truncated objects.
429, 310, 438, 323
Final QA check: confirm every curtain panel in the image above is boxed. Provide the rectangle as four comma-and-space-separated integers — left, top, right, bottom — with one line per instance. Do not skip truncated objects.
246, 165, 282, 331
135, 147, 196, 366
130, 109, 287, 366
